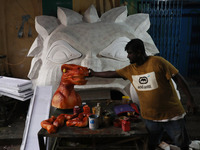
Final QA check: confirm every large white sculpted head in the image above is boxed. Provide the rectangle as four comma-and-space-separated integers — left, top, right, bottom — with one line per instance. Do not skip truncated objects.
27, 5, 159, 100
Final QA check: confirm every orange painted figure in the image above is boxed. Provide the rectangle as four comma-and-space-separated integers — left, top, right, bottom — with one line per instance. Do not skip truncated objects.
51, 64, 89, 109
41, 116, 57, 134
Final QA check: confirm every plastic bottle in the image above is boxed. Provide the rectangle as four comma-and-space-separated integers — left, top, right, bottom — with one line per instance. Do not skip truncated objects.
92, 106, 96, 114
95, 103, 102, 126
95, 103, 101, 117
122, 96, 130, 104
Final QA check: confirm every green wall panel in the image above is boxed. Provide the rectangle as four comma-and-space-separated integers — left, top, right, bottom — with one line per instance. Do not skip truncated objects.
120, 0, 138, 15
42, 0, 72, 16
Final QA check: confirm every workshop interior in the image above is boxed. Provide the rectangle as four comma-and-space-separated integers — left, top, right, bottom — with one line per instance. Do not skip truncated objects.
0, 0, 200, 150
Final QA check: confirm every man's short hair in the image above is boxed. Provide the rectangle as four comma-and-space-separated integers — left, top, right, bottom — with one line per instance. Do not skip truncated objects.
125, 38, 145, 54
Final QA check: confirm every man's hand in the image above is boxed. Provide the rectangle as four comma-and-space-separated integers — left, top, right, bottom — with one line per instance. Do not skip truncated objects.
88, 68, 94, 77
186, 99, 198, 114
172, 73, 198, 115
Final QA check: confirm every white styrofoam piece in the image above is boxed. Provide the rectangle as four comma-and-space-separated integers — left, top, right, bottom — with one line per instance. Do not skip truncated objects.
0, 76, 31, 87
99, 37, 130, 61
83, 5, 100, 23
190, 140, 200, 149
20, 86, 52, 150
0, 91, 32, 101
0, 87, 33, 97
57, 7, 83, 26
35, 16, 60, 39
0, 76, 32, 92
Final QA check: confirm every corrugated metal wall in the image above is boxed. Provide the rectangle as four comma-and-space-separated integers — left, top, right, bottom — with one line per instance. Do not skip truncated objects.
138, 0, 200, 77
187, 10, 200, 77
138, 0, 183, 72
42, 0, 72, 16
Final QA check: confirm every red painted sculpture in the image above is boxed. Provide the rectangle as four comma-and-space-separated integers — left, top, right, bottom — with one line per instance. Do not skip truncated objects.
51, 64, 89, 109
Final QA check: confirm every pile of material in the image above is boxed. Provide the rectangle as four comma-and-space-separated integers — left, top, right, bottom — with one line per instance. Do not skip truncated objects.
0, 76, 33, 101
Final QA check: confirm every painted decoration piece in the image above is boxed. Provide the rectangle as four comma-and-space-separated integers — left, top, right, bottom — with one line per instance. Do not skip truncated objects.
27, 5, 159, 100
51, 64, 89, 109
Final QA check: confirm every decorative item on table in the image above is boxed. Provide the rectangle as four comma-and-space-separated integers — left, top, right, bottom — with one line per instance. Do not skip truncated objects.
81, 102, 87, 112
66, 113, 89, 128
114, 103, 139, 116
51, 64, 89, 109
114, 103, 140, 124
83, 105, 91, 114
41, 105, 92, 133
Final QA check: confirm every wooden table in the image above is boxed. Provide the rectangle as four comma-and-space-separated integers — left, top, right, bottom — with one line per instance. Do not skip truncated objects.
38, 100, 148, 150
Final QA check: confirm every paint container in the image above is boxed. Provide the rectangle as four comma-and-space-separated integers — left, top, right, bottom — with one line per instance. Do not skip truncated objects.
122, 119, 131, 132
89, 114, 99, 130
103, 115, 111, 127
73, 106, 81, 114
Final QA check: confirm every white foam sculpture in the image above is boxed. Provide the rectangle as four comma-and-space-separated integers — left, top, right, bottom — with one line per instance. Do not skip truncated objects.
27, 5, 159, 101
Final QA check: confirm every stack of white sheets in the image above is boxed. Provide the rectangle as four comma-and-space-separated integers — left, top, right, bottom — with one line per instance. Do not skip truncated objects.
0, 76, 33, 101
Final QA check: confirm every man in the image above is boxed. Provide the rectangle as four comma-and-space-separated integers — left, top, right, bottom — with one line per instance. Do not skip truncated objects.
89, 38, 197, 150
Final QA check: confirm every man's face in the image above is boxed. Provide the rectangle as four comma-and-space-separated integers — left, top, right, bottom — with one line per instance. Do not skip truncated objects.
126, 49, 140, 64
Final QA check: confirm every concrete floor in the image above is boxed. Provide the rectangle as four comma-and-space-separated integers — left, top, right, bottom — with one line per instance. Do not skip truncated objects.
0, 78, 199, 149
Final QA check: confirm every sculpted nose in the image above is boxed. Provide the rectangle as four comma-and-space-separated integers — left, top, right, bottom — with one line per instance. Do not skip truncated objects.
81, 52, 102, 71
28, 58, 42, 79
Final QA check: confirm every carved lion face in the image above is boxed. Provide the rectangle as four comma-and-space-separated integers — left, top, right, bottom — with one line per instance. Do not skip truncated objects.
27, 5, 158, 98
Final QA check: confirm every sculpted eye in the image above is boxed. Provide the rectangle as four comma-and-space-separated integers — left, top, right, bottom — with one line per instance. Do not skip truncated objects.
99, 37, 130, 61
47, 40, 82, 63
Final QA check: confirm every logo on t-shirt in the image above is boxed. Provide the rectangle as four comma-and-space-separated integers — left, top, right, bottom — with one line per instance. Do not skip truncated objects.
132, 72, 158, 91
139, 77, 148, 84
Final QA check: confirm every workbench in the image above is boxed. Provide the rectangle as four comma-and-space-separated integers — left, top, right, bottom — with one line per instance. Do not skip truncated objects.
38, 100, 148, 150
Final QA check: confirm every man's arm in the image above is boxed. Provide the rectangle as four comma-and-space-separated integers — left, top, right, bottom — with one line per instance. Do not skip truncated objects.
172, 73, 197, 114
89, 69, 122, 78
